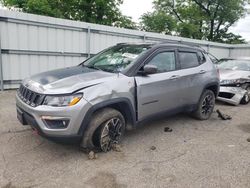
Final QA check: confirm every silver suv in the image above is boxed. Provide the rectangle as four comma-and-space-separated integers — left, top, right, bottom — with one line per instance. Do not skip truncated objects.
16, 43, 220, 152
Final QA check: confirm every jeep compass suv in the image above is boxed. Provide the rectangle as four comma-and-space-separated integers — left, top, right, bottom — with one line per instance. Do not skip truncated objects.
16, 42, 219, 152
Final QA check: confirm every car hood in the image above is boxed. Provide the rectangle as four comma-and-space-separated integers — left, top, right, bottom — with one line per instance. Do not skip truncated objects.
219, 69, 250, 80
22, 66, 118, 94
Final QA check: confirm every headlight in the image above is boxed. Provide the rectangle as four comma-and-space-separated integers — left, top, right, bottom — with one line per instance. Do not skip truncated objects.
43, 93, 83, 107
220, 79, 237, 85
220, 79, 247, 85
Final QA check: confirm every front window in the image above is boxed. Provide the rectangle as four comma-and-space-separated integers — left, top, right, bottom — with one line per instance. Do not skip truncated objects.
147, 52, 176, 73
83, 44, 151, 73
218, 59, 250, 71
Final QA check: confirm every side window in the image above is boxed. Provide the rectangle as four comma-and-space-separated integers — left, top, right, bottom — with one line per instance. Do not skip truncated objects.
179, 52, 199, 69
147, 52, 176, 73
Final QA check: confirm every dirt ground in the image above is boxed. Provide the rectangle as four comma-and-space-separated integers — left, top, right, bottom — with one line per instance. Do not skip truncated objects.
0, 90, 250, 188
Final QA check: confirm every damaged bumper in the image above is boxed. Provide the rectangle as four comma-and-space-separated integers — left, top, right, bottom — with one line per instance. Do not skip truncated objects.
217, 86, 247, 105
15, 93, 92, 142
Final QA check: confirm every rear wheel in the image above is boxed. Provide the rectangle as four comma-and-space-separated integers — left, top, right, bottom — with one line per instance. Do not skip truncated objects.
80, 108, 125, 152
192, 90, 215, 120
240, 87, 250, 104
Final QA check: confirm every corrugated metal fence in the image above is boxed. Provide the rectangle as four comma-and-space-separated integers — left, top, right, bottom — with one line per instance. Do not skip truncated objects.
1, 9, 250, 90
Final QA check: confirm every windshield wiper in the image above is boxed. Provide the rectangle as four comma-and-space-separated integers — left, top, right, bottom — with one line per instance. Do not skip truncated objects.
83, 64, 103, 71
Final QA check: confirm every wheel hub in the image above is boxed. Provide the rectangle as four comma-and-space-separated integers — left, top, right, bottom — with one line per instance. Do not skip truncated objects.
201, 94, 214, 116
100, 118, 122, 152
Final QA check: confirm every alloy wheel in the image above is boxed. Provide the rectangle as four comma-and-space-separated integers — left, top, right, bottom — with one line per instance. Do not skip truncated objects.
201, 94, 214, 117
99, 118, 123, 152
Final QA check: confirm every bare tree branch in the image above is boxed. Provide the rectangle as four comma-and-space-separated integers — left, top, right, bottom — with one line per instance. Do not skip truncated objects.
192, 0, 211, 16
172, 9, 184, 23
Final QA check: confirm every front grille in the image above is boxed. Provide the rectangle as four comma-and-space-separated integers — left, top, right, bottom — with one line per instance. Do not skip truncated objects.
17, 84, 45, 107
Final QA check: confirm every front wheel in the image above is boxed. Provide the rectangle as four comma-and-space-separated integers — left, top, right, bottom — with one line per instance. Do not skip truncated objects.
192, 90, 215, 120
240, 87, 250, 105
96, 117, 124, 152
80, 108, 125, 152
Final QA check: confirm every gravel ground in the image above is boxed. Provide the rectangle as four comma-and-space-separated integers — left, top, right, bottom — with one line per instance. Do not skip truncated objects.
0, 90, 250, 188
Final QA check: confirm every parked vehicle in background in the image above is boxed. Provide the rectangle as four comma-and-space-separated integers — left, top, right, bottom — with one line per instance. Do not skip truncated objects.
16, 42, 220, 152
217, 57, 250, 105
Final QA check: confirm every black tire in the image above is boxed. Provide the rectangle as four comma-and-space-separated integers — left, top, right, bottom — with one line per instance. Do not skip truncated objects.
192, 89, 215, 120
240, 93, 250, 104
80, 108, 125, 152
240, 86, 250, 105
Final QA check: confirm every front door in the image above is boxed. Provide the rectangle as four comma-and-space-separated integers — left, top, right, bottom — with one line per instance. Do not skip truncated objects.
135, 50, 184, 121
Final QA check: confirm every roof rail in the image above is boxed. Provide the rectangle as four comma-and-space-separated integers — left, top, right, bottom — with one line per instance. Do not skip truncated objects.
116, 40, 208, 52
116, 42, 155, 45
160, 40, 207, 52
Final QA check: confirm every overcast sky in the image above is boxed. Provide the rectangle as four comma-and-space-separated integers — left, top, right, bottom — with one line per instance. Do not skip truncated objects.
120, 0, 250, 41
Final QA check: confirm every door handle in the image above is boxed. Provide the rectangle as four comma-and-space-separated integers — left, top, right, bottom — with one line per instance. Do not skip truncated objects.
170, 75, 180, 80
199, 70, 206, 74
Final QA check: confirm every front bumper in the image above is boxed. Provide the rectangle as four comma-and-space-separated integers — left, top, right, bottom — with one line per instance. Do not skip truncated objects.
16, 93, 92, 141
217, 86, 247, 105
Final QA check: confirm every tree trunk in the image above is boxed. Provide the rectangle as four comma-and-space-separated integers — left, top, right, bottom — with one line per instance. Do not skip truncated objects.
209, 20, 214, 41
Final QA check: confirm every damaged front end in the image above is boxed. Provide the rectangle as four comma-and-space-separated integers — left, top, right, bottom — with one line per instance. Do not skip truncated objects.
217, 79, 250, 105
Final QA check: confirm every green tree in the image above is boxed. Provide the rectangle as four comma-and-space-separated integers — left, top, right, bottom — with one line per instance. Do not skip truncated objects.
1, 0, 137, 29
113, 15, 137, 29
140, 0, 249, 44
140, 11, 176, 34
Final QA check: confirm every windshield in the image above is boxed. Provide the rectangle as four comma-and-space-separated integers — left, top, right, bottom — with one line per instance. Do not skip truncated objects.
217, 59, 250, 71
83, 44, 150, 73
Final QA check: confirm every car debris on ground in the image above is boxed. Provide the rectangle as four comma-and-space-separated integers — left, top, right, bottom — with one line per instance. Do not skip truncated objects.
164, 127, 173, 132
216, 109, 232, 120
150, 146, 156, 150
111, 144, 122, 152
88, 151, 98, 160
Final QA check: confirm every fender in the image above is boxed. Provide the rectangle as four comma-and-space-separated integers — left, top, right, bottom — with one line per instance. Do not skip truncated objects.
203, 82, 220, 97
77, 97, 136, 136
190, 82, 219, 112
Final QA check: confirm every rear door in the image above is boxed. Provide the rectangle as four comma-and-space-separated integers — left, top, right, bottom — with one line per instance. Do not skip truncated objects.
176, 49, 207, 105
135, 49, 184, 121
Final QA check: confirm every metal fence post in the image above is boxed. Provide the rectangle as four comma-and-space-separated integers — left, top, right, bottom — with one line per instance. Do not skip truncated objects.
229, 47, 232, 57
207, 44, 210, 53
0, 25, 3, 91
143, 34, 146, 42
87, 26, 91, 58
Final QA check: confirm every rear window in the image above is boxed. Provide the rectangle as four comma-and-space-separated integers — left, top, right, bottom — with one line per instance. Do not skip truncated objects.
197, 51, 206, 64
179, 52, 199, 69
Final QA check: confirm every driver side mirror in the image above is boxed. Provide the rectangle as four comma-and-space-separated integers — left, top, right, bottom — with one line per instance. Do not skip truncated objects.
142, 65, 158, 75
